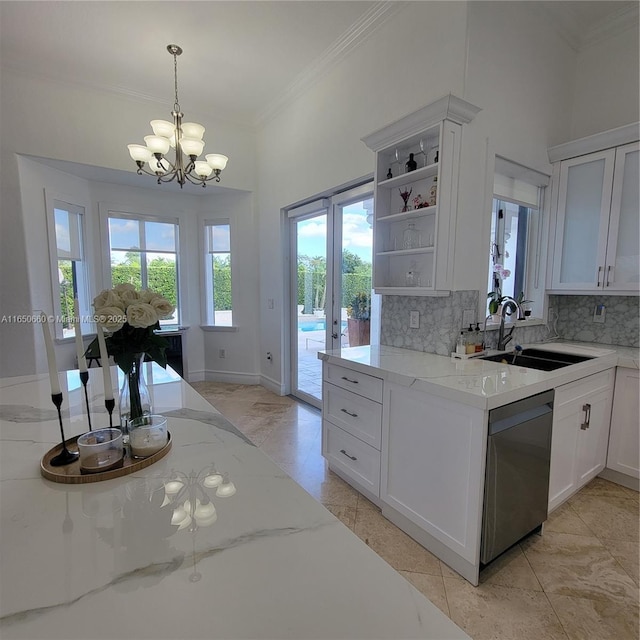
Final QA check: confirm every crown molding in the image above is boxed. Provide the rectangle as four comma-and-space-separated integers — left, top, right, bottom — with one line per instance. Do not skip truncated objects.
254, 1, 407, 127
534, 2, 639, 53
361, 94, 481, 152
581, 3, 639, 49
548, 122, 640, 163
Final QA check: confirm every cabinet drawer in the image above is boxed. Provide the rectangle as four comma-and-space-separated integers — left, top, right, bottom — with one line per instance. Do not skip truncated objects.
555, 369, 615, 412
324, 422, 380, 496
324, 383, 382, 449
323, 362, 383, 402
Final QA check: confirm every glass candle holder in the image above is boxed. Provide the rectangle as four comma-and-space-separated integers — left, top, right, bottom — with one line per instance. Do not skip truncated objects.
128, 415, 168, 459
77, 428, 124, 473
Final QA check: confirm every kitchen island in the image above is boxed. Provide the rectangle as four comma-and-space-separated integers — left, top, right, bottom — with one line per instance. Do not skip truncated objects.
0, 366, 469, 640
318, 342, 636, 585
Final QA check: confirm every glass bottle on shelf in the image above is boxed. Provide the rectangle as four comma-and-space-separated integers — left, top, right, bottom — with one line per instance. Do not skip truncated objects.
428, 176, 438, 206
405, 261, 421, 287
405, 153, 417, 172
402, 222, 421, 250
387, 167, 393, 179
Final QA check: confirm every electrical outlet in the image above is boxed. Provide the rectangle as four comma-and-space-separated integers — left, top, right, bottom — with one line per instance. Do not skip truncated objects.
593, 304, 606, 324
462, 309, 475, 327
409, 310, 420, 329
266, 351, 272, 361
218, 349, 226, 359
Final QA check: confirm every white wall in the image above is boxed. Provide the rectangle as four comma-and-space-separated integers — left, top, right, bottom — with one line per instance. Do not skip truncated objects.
256, 1, 469, 388
570, 25, 640, 140
454, 1, 577, 309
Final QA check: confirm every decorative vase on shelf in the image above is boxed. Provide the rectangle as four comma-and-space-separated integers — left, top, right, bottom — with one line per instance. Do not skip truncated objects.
403, 223, 421, 249
399, 187, 412, 212
119, 353, 152, 441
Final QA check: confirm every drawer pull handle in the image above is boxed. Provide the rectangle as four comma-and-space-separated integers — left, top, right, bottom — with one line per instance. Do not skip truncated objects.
341, 376, 359, 384
340, 408, 358, 418
606, 265, 612, 287
340, 449, 357, 461
580, 403, 591, 430
597, 266, 603, 287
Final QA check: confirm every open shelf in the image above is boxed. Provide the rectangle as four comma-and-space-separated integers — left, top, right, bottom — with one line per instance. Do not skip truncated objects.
378, 163, 439, 189
377, 206, 436, 223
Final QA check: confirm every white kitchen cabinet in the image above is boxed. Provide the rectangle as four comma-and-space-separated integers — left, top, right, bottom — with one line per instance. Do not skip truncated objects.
550, 141, 639, 292
362, 94, 480, 295
548, 369, 615, 511
380, 381, 486, 584
321, 363, 383, 503
606, 367, 640, 480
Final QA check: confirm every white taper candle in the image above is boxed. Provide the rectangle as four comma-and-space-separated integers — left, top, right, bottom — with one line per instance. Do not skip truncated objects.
73, 299, 87, 373
40, 312, 61, 395
95, 323, 114, 401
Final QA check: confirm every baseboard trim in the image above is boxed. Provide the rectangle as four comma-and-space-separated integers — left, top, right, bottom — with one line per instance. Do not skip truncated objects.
203, 370, 262, 385
599, 468, 639, 491
260, 374, 286, 396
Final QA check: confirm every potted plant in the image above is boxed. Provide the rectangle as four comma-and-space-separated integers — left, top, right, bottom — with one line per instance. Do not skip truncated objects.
347, 291, 371, 347
487, 289, 506, 322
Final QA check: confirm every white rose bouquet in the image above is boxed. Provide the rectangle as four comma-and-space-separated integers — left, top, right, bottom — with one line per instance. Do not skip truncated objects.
86, 283, 176, 374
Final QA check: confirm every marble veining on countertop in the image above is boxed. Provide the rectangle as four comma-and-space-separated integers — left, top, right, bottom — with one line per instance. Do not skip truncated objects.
0, 366, 468, 640
319, 341, 635, 410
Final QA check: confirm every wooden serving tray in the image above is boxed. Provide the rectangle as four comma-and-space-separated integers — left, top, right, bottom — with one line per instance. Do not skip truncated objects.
41, 432, 172, 484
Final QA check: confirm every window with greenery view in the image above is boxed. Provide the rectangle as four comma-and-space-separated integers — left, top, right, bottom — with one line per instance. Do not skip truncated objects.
49, 199, 89, 339
204, 221, 232, 326
107, 215, 179, 326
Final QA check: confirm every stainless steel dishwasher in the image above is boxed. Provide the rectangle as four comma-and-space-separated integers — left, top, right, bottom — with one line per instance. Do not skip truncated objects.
481, 390, 554, 565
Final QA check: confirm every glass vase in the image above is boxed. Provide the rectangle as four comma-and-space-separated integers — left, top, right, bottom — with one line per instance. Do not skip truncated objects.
118, 354, 152, 442
402, 222, 421, 249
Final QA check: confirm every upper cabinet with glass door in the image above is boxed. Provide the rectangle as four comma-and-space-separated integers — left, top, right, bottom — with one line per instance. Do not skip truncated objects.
549, 128, 639, 293
362, 95, 480, 295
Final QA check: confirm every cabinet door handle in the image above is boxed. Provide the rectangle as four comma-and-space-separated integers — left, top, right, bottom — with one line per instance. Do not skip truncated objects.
340, 408, 358, 418
340, 449, 357, 461
341, 376, 359, 384
597, 266, 603, 287
580, 403, 591, 430
606, 265, 612, 287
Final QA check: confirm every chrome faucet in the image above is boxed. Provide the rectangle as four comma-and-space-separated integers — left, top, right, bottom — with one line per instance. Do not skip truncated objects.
497, 298, 520, 351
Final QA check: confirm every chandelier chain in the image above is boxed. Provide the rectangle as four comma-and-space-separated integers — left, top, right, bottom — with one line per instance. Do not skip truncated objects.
173, 50, 180, 113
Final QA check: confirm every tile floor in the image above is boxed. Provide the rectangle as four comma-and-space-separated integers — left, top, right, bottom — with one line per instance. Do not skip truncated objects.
190, 381, 639, 640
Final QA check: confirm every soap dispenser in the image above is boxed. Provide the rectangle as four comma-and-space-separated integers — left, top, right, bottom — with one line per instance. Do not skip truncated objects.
466, 324, 475, 354
456, 331, 466, 356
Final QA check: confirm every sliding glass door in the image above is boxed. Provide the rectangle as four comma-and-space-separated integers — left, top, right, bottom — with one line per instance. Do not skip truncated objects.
288, 184, 374, 407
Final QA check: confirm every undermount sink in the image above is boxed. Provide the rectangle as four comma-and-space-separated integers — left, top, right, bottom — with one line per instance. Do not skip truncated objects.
481, 348, 594, 371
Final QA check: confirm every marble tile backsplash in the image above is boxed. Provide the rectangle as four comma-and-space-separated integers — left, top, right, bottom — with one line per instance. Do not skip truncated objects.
380, 292, 638, 355
549, 294, 639, 348
380, 291, 479, 355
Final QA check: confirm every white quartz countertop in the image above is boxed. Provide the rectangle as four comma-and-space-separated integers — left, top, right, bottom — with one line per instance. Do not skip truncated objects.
319, 341, 638, 410
0, 365, 468, 640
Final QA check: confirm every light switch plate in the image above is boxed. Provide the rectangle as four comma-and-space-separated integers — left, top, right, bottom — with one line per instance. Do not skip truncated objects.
410, 310, 420, 329
593, 304, 606, 323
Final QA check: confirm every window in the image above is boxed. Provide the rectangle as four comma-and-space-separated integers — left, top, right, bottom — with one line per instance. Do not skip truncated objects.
107, 214, 179, 325
487, 157, 550, 318
46, 195, 90, 339
204, 221, 232, 326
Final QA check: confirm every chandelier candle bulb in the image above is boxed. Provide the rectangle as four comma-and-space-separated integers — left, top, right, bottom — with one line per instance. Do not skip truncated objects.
40, 312, 61, 395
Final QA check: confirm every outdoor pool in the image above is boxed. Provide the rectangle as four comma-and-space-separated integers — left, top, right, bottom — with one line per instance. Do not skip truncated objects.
299, 318, 347, 332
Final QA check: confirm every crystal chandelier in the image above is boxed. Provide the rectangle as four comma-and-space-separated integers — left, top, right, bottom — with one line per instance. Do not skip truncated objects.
127, 44, 228, 188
